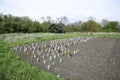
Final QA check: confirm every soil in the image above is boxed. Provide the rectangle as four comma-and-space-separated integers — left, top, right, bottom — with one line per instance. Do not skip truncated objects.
14, 38, 120, 80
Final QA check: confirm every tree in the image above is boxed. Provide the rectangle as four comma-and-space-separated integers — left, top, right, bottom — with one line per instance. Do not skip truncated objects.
101, 19, 109, 28
40, 21, 50, 32
48, 23, 66, 33
0, 13, 120, 33
104, 21, 119, 32
46, 16, 52, 23
32, 21, 42, 32
56, 16, 68, 24
81, 19, 101, 32
20, 16, 33, 33
116, 22, 120, 31
0, 13, 4, 33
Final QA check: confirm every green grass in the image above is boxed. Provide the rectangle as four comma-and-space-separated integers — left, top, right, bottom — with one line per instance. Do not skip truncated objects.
0, 32, 120, 80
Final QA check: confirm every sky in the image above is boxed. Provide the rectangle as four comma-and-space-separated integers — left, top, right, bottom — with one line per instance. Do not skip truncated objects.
0, 0, 120, 22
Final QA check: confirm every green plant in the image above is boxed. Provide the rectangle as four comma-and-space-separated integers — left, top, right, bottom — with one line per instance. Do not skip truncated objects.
48, 23, 66, 33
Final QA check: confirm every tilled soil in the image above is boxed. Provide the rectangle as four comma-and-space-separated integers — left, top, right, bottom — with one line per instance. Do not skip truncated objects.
15, 38, 120, 80
55, 38, 120, 80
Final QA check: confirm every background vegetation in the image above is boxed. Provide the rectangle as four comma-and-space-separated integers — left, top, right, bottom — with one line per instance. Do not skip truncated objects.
0, 13, 120, 33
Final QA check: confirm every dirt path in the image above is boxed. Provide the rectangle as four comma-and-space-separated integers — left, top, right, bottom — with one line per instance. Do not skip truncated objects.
14, 38, 120, 80
53, 38, 120, 80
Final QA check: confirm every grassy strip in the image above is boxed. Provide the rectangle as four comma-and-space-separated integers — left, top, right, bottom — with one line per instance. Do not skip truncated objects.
0, 32, 120, 80
0, 41, 63, 80
93, 33, 120, 38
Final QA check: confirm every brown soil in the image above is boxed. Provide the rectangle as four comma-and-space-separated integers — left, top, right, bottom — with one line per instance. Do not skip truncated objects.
14, 38, 120, 80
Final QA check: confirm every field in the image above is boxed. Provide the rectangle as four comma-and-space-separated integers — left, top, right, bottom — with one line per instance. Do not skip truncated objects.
0, 32, 120, 80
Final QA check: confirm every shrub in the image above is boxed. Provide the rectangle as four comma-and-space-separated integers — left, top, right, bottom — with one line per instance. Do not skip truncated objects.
48, 23, 66, 33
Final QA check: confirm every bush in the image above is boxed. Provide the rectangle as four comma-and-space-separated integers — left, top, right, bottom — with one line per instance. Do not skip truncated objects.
81, 20, 102, 32
48, 23, 66, 33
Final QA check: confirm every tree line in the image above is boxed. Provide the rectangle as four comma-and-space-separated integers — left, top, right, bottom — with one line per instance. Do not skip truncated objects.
0, 13, 120, 33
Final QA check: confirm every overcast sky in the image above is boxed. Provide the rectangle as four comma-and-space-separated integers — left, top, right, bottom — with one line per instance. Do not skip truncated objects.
0, 0, 120, 22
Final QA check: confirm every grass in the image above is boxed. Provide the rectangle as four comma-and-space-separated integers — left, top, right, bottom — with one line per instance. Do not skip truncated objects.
0, 32, 120, 80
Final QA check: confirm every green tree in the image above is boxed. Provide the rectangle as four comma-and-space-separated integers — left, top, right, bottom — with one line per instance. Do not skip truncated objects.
20, 16, 32, 33
101, 19, 109, 28
48, 23, 66, 33
0, 13, 4, 33
40, 21, 50, 32
116, 22, 120, 31
32, 21, 42, 32
81, 19, 101, 32
104, 21, 119, 32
